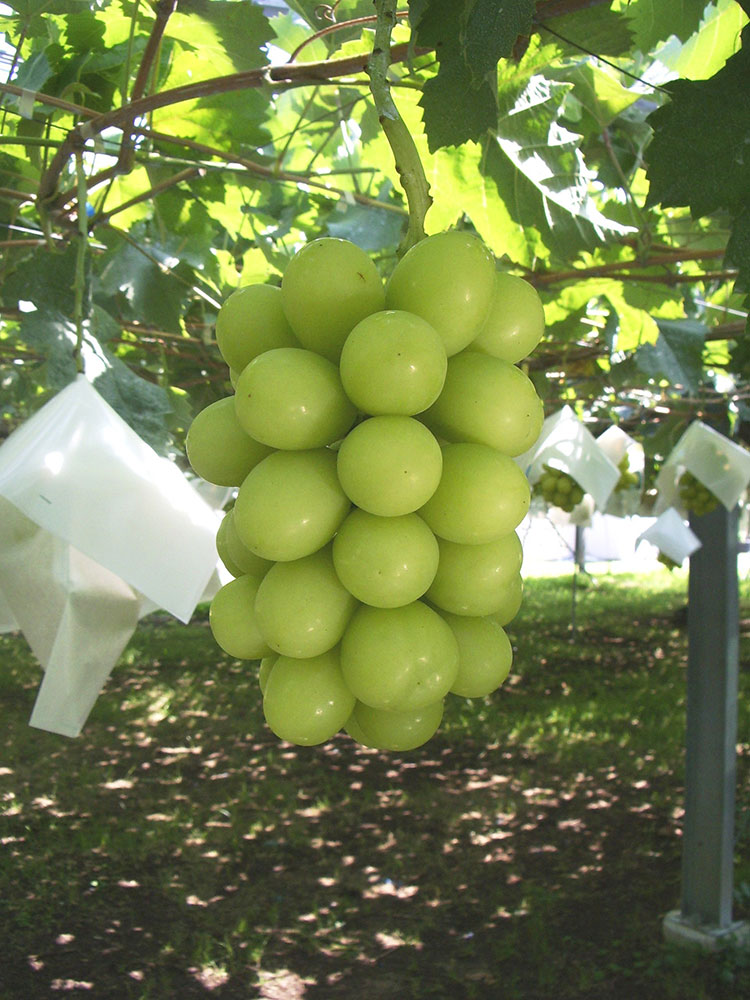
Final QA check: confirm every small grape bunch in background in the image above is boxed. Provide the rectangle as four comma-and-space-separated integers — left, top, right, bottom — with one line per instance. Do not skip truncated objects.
533, 463, 585, 513
678, 470, 720, 517
657, 551, 682, 572
613, 454, 639, 493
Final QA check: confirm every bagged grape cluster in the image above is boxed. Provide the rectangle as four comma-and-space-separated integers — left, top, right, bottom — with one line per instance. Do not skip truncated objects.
677, 470, 720, 517
533, 463, 585, 513
187, 233, 545, 751
613, 454, 639, 493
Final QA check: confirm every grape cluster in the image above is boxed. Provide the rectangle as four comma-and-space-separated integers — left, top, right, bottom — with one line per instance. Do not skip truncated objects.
187, 233, 545, 751
677, 470, 720, 517
533, 463, 585, 513
614, 454, 639, 492
657, 551, 681, 572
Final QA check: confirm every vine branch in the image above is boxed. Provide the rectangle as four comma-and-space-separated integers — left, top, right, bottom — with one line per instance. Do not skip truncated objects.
367, 0, 431, 255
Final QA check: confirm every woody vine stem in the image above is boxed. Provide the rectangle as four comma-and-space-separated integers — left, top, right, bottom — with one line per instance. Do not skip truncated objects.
367, 0, 432, 256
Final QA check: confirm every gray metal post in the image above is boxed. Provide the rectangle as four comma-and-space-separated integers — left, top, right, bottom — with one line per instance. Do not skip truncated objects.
663, 504, 748, 948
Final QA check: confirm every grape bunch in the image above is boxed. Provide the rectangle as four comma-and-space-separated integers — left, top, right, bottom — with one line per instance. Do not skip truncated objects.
187, 232, 545, 751
533, 463, 585, 513
657, 551, 682, 572
614, 454, 639, 492
677, 470, 720, 517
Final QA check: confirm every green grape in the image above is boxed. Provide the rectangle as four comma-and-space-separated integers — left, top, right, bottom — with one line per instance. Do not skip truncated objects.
263, 648, 356, 746
209, 574, 273, 660
254, 544, 358, 658
425, 532, 523, 617
332, 508, 439, 608
678, 470, 719, 516
215, 283, 299, 372
423, 350, 543, 457
233, 448, 350, 561
280, 238, 385, 361
216, 508, 273, 579
419, 442, 530, 544
234, 347, 356, 450
385, 231, 496, 356
339, 309, 447, 415
486, 573, 524, 626
186, 396, 272, 487
340, 601, 459, 711
657, 551, 681, 572
336, 415, 443, 517
348, 699, 444, 751
258, 655, 278, 695
614, 454, 639, 493
440, 612, 513, 698
470, 271, 545, 364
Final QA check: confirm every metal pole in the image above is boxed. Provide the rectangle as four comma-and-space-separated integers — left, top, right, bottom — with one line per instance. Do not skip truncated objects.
663, 504, 748, 948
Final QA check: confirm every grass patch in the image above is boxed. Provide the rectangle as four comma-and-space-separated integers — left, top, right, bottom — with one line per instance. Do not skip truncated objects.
1, 570, 749, 999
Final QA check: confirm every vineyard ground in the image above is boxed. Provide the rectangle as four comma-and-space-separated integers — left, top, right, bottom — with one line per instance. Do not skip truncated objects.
1, 571, 749, 1000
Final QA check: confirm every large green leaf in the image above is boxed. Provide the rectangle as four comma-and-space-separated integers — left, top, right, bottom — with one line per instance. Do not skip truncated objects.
634, 317, 706, 391
645, 28, 750, 217
462, 0, 537, 85
625, 0, 713, 51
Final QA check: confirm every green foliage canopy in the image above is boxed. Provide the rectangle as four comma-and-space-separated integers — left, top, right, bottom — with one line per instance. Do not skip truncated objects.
0, 0, 748, 476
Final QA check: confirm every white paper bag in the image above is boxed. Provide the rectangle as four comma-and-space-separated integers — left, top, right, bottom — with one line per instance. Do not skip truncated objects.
517, 406, 620, 511
0, 499, 141, 737
0, 376, 219, 623
654, 421, 750, 515
636, 507, 702, 565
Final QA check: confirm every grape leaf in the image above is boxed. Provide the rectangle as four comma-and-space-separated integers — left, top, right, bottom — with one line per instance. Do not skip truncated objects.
92, 356, 174, 453
420, 61, 498, 151
16, 309, 78, 391
634, 318, 706, 391
536, 4, 633, 57
726, 203, 750, 291
645, 29, 750, 217
463, 0, 536, 84
96, 242, 187, 334
626, 0, 711, 51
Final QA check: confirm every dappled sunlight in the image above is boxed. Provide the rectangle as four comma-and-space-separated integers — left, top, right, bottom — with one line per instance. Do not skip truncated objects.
1, 575, 748, 998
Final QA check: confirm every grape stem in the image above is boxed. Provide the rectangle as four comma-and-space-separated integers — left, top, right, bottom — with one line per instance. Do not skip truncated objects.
367, 0, 432, 256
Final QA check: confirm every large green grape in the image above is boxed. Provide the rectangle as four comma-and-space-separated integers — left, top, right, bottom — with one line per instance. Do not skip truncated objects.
332, 508, 439, 608
420, 442, 531, 543
336, 415, 443, 516
234, 347, 356, 450
280, 238, 385, 361
340, 601, 459, 711
426, 532, 523, 617
486, 573, 524, 626
254, 544, 358, 658
470, 272, 545, 363
209, 574, 272, 660
440, 612, 513, 698
263, 648, 356, 746
186, 396, 272, 487
215, 283, 299, 372
339, 309, 447, 415
385, 231, 496, 356
347, 699, 444, 752
233, 448, 350, 561
422, 350, 544, 457
216, 508, 273, 579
